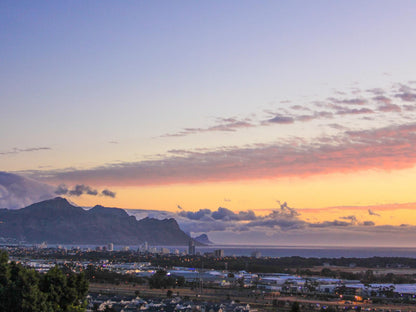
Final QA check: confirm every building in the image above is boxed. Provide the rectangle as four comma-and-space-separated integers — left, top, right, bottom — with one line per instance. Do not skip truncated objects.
160, 247, 170, 254
188, 240, 195, 255
214, 249, 224, 258
251, 250, 261, 258
107, 243, 114, 252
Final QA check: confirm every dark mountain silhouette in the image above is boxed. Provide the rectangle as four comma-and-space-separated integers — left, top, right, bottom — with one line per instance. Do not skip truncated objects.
0, 197, 197, 245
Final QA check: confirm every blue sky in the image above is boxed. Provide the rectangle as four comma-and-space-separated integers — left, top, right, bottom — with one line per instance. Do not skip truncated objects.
2, 1, 416, 245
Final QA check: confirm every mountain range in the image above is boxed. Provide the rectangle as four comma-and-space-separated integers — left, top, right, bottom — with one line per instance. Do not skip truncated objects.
0, 197, 199, 246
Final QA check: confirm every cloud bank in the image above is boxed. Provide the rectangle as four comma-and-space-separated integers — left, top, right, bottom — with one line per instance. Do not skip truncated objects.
125, 201, 416, 246
0, 172, 56, 209
26, 121, 416, 186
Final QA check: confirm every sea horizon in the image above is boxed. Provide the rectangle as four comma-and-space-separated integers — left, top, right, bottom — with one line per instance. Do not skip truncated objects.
9, 243, 415, 259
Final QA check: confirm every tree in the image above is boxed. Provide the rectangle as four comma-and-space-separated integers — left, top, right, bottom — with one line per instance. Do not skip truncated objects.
0, 251, 88, 312
291, 301, 300, 312
148, 270, 177, 289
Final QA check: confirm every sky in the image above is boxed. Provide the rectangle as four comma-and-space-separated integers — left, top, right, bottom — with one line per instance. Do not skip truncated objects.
1, 1, 416, 246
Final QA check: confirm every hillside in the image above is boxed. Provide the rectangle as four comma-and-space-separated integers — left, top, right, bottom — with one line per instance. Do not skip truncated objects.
0, 197, 196, 245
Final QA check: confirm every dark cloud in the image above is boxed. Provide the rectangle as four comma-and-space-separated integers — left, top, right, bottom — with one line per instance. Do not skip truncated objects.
266, 115, 295, 124
101, 189, 116, 198
247, 218, 306, 230
368, 209, 380, 216
126, 201, 415, 242
212, 207, 256, 221
177, 204, 183, 210
309, 220, 350, 228
55, 184, 115, 198
276, 201, 299, 217
179, 208, 212, 220
55, 184, 69, 195
179, 220, 228, 233
340, 215, 358, 224
243, 202, 305, 230
69, 184, 98, 196
395, 92, 416, 102
174, 201, 307, 233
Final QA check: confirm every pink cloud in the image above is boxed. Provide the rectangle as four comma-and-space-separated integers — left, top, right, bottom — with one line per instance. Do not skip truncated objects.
29, 122, 416, 186
378, 103, 401, 112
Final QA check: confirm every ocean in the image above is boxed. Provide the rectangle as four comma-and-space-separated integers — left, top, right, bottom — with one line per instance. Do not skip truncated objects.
51, 244, 416, 258
193, 245, 416, 258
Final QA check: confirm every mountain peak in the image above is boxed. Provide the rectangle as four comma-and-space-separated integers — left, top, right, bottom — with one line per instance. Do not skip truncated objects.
194, 234, 213, 245
89, 205, 129, 217
0, 198, 193, 245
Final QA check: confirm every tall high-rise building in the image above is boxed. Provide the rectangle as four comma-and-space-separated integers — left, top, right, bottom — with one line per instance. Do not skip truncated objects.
107, 243, 114, 252
214, 249, 224, 258
188, 240, 195, 255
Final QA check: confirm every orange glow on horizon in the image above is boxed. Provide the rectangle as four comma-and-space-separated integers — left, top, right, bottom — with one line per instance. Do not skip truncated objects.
68, 166, 416, 226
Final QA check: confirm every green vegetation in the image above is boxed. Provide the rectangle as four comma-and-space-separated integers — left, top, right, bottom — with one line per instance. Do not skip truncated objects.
84, 264, 146, 285
0, 251, 88, 312
317, 267, 416, 284
148, 269, 185, 289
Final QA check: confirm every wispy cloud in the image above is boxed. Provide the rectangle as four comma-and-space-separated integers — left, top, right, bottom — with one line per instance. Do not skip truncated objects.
378, 103, 401, 112
265, 114, 295, 124
162, 117, 254, 137
160, 82, 416, 138
335, 107, 374, 115
368, 209, 381, 216
0, 147, 51, 156
328, 97, 368, 105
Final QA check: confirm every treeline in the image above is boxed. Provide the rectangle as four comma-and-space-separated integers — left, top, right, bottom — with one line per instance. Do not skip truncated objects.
0, 251, 88, 312
84, 265, 146, 285
148, 270, 185, 289
8, 248, 416, 272
147, 255, 416, 273
314, 268, 416, 284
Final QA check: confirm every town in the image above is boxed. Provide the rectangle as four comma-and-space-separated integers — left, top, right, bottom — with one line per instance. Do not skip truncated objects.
3, 243, 416, 312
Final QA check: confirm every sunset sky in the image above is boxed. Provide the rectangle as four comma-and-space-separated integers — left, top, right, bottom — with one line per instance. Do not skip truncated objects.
2, 1, 416, 246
